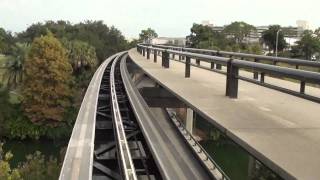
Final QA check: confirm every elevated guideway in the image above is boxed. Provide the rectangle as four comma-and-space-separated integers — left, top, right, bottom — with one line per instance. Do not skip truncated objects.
60, 51, 227, 180
129, 47, 320, 180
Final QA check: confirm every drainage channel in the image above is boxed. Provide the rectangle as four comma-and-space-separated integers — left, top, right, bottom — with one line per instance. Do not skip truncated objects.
92, 54, 161, 180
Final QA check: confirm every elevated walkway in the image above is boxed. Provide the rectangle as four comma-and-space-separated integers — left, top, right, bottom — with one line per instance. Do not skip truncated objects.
129, 48, 320, 180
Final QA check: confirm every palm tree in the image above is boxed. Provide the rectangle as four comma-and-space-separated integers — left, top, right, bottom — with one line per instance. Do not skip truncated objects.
2, 43, 30, 88
66, 40, 97, 74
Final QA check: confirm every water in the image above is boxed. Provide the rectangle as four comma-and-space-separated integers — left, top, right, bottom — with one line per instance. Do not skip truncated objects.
193, 113, 283, 180
2, 139, 67, 168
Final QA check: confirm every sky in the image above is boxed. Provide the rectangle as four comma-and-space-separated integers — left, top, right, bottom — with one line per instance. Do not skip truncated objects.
0, 0, 319, 39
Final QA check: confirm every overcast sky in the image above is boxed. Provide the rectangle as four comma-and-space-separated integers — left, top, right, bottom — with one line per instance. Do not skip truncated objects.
0, 0, 319, 39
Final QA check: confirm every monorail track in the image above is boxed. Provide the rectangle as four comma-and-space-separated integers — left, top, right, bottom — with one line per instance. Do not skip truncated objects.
92, 53, 161, 180
60, 51, 228, 180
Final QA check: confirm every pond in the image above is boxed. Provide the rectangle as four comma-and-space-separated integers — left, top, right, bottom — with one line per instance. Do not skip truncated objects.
2, 138, 67, 168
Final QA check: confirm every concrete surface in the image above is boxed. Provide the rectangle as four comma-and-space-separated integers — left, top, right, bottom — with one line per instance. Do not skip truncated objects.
59, 54, 117, 180
129, 48, 320, 180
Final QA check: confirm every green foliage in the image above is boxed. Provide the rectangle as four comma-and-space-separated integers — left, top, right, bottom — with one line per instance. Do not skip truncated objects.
0, 84, 15, 137
5, 115, 47, 140
18, 151, 60, 180
0, 143, 22, 180
4, 113, 73, 140
188, 23, 229, 49
139, 28, 158, 43
0, 143, 60, 180
63, 40, 98, 75
128, 39, 139, 48
22, 33, 73, 124
0, 28, 15, 55
262, 25, 287, 53
187, 23, 263, 54
2, 43, 30, 88
223, 21, 256, 44
17, 20, 128, 64
295, 30, 320, 60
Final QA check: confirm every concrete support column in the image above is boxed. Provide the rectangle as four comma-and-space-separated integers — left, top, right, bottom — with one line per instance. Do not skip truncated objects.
186, 108, 194, 135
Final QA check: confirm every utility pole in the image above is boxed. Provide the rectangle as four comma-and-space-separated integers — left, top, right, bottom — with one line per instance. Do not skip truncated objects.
275, 29, 281, 57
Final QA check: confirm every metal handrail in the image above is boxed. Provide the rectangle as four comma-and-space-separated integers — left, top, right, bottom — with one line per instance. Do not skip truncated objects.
136, 44, 320, 103
110, 56, 138, 180
150, 44, 320, 68
166, 49, 229, 65
232, 59, 320, 84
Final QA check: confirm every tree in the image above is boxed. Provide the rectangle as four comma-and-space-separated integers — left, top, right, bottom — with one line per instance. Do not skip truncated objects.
139, 28, 158, 43
187, 23, 228, 49
295, 30, 320, 60
0, 28, 15, 55
18, 151, 60, 180
223, 21, 256, 44
262, 25, 287, 53
0, 143, 22, 180
314, 28, 320, 37
127, 39, 139, 48
22, 33, 72, 124
64, 40, 97, 74
17, 20, 128, 64
0, 84, 14, 136
2, 43, 30, 88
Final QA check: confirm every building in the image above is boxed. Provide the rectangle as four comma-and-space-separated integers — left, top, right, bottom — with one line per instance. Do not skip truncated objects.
151, 37, 186, 46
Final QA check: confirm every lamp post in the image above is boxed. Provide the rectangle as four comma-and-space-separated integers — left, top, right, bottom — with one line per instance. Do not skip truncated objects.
275, 29, 282, 57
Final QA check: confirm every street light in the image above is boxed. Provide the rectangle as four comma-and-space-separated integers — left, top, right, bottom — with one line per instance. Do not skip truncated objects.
275, 29, 282, 57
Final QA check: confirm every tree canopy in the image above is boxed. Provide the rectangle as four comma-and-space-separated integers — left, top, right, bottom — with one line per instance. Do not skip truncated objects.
139, 28, 158, 43
223, 21, 256, 44
17, 20, 128, 64
262, 25, 287, 53
187, 23, 228, 50
22, 33, 72, 124
295, 30, 320, 60
64, 40, 98, 74
0, 28, 15, 55
2, 43, 30, 88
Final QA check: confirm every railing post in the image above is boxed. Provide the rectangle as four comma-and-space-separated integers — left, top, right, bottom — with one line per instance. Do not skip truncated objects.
300, 81, 306, 94
162, 50, 169, 68
172, 53, 175, 60
216, 52, 222, 70
153, 50, 157, 62
182, 49, 185, 60
253, 58, 259, 80
147, 48, 150, 59
296, 65, 299, 69
185, 56, 191, 78
143, 48, 146, 56
210, 52, 215, 69
196, 59, 200, 66
260, 73, 265, 83
226, 59, 239, 98
210, 62, 215, 69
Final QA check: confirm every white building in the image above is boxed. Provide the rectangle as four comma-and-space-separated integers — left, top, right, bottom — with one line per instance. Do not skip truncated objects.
151, 37, 186, 46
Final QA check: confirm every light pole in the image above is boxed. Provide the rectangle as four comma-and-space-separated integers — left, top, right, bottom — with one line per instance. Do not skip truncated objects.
275, 29, 281, 57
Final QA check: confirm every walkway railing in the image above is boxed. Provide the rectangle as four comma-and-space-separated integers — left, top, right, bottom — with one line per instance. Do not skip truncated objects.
137, 44, 320, 103
152, 44, 320, 71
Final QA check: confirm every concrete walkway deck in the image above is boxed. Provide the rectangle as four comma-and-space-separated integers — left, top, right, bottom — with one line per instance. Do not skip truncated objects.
129, 48, 320, 180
